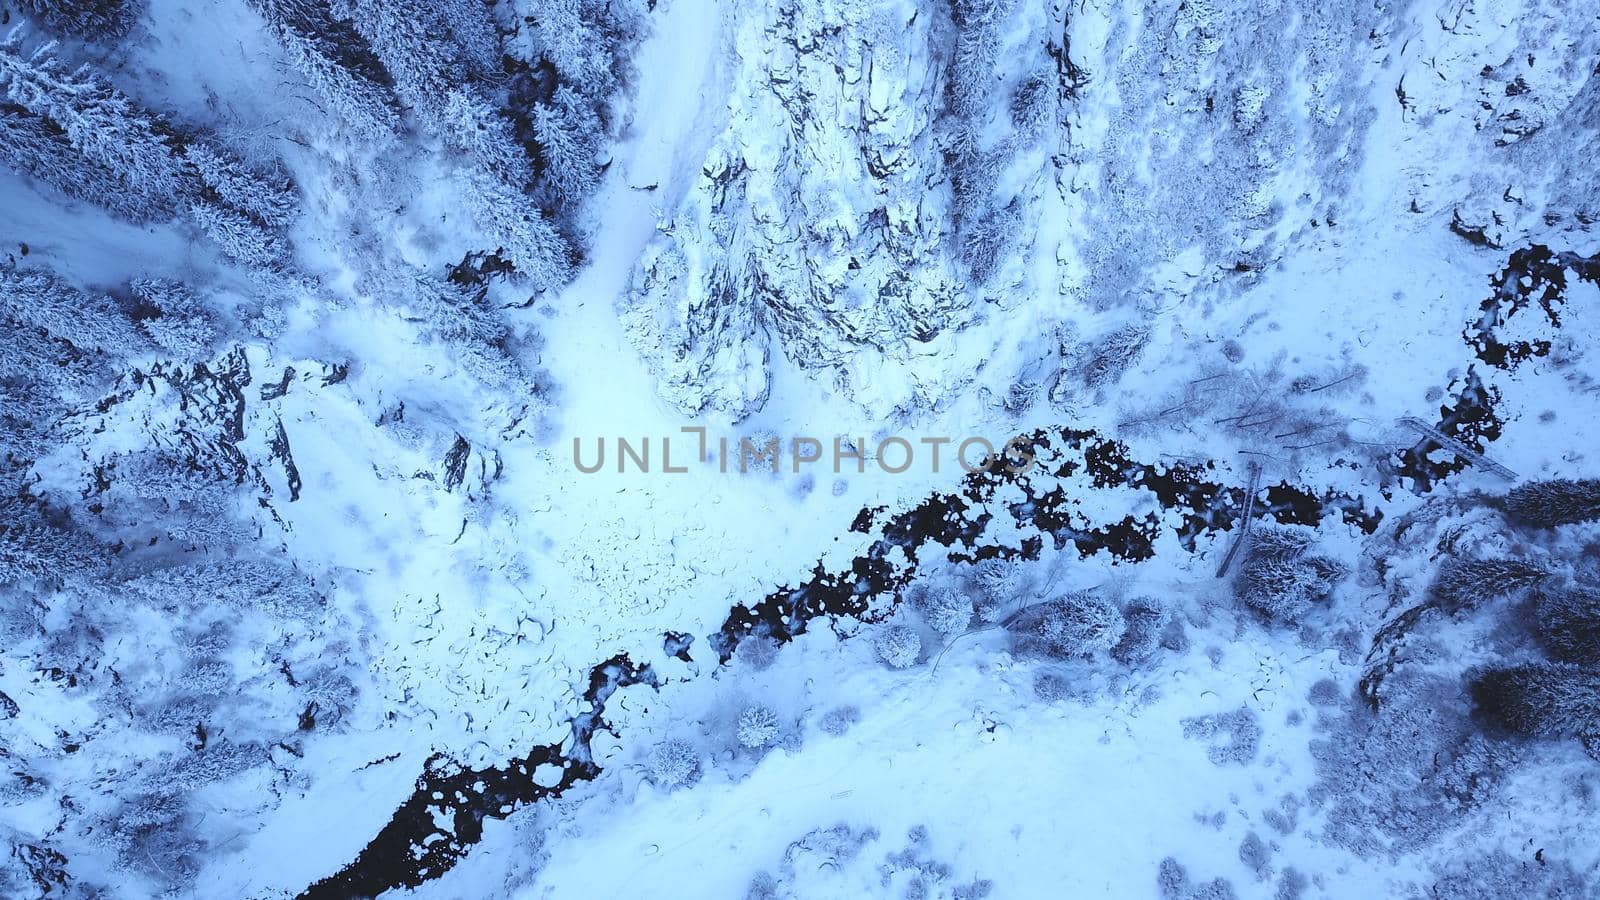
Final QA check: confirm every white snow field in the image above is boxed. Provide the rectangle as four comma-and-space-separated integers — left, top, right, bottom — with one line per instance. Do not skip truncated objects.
2, 0, 1599, 897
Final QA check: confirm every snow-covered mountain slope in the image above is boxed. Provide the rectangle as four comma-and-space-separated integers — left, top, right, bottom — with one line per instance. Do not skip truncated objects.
2, 0, 1600, 897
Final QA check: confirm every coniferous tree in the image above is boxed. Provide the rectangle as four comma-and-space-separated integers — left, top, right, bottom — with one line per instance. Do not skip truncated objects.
431, 0, 502, 79
0, 315, 96, 396
385, 268, 508, 346
1470, 662, 1600, 740
971, 556, 1028, 623
124, 559, 324, 620
0, 266, 145, 354
735, 704, 781, 749
458, 170, 573, 287
108, 452, 253, 545
0, 33, 188, 211
1430, 557, 1551, 613
918, 587, 974, 636
1007, 591, 1126, 659
532, 85, 601, 207
1233, 525, 1347, 625
331, 0, 575, 286
1534, 587, 1600, 665
874, 622, 922, 668
246, 0, 399, 137
947, 0, 1006, 120
518, 0, 591, 79
645, 738, 700, 789
129, 278, 218, 359
1504, 478, 1600, 528
182, 142, 296, 229
1112, 596, 1172, 665
186, 200, 284, 267
0, 101, 162, 220
14, 0, 139, 39
442, 90, 534, 186
332, 0, 467, 119
0, 320, 82, 476
178, 141, 297, 267
0, 504, 104, 585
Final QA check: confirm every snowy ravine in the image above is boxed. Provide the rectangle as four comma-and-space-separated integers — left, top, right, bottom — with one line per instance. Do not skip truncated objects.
3, 0, 1600, 898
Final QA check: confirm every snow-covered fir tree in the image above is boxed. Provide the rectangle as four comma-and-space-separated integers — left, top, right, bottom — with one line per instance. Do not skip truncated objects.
0, 32, 188, 212
0, 265, 145, 355
13, 0, 139, 39
1010, 591, 1126, 659
0, 100, 162, 220
1470, 662, 1600, 741
245, 0, 400, 137
129, 278, 219, 359
1504, 479, 1600, 528
531, 86, 602, 207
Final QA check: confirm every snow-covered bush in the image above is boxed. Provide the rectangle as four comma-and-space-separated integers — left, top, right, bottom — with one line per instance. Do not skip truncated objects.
1469, 662, 1600, 740
1425, 850, 1589, 899
818, 706, 860, 736
1157, 856, 1239, 900
1032, 672, 1074, 702
874, 623, 922, 668
744, 823, 883, 899
645, 738, 701, 789
1181, 707, 1262, 766
1307, 678, 1343, 707
1430, 557, 1551, 613
918, 588, 974, 636
1274, 868, 1307, 900
735, 635, 780, 670
736, 704, 782, 749
1234, 525, 1347, 624
1111, 596, 1171, 665
0, 829, 66, 896
1237, 831, 1271, 881
1503, 478, 1600, 527
746, 871, 780, 900
1534, 587, 1600, 664
1008, 592, 1125, 660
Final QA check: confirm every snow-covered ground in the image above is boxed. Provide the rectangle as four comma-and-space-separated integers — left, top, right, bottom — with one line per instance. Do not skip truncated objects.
3, 0, 1600, 897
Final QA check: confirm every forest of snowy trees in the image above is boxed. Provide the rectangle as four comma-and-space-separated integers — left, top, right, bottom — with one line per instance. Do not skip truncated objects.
1, 0, 637, 893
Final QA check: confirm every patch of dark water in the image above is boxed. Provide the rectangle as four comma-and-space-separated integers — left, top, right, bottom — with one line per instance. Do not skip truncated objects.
298, 655, 655, 899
